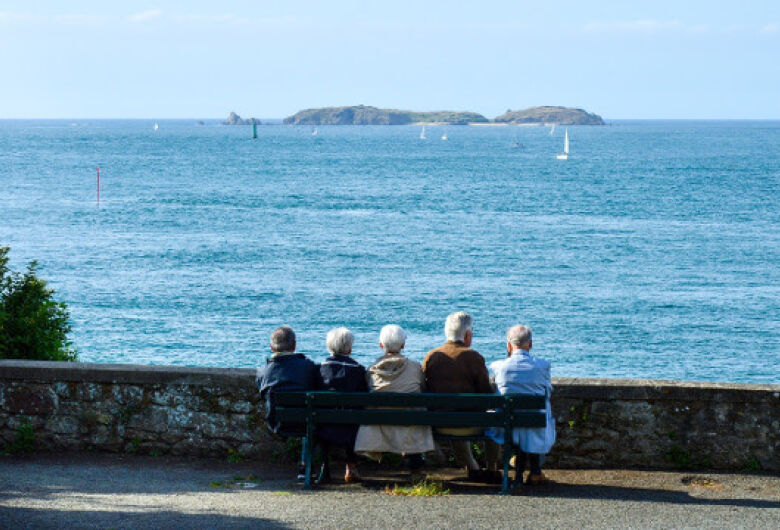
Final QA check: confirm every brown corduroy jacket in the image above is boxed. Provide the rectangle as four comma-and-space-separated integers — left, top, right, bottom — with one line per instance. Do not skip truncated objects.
422, 340, 493, 394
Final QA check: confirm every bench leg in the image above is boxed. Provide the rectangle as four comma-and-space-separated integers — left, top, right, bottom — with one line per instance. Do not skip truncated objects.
302, 435, 313, 490
501, 438, 511, 494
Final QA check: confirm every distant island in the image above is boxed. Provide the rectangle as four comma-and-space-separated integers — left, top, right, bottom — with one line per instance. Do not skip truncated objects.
493, 106, 604, 125
223, 105, 605, 126
223, 112, 262, 125
282, 105, 489, 125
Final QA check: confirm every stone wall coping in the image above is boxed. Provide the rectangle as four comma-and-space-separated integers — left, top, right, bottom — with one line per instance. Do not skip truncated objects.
1, 360, 778, 401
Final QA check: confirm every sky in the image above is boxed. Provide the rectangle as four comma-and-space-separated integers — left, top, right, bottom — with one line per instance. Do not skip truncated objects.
1, 1, 779, 119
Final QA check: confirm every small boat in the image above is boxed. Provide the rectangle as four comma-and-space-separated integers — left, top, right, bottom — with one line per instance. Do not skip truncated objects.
441, 133, 448, 141
252, 123, 258, 139
549, 123, 556, 136
513, 141, 524, 149
153, 122, 159, 131
311, 128, 318, 136
420, 126, 426, 140
556, 129, 569, 160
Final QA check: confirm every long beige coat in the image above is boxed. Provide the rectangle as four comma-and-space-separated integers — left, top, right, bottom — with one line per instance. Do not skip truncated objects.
354, 354, 436, 458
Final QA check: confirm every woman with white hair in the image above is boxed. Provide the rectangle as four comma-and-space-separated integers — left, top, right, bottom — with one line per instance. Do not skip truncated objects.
317, 327, 368, 484
354, 324, 435, 472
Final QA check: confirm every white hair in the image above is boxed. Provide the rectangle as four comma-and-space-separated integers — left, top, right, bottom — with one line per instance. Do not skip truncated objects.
379, 324, 407, 353
326, 327, 354, 355
444, 311, 473, 342
507, 325, 532, 348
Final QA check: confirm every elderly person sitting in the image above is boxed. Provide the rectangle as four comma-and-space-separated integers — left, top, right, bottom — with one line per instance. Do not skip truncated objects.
354, 324, 435, 473
317, 327, 368, 484
256, 325, 321, 481
488, 325, 556, 485
422, 312, 495, 475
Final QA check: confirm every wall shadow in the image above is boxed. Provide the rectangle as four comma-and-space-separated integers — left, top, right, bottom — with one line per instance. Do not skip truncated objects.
0, 506, 292, 529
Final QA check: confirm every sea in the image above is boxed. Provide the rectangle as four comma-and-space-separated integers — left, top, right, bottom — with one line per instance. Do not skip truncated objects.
1, 120, 778, 384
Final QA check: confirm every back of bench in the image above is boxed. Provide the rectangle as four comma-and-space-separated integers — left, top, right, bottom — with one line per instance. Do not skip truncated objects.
274, 391, 546, 429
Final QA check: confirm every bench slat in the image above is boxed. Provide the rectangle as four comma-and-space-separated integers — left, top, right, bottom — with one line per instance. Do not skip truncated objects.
274, 391, 545, 410
276, 407, 546, 428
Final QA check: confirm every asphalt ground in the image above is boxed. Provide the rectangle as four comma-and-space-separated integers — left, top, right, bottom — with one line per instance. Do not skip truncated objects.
1, 454, 778, 529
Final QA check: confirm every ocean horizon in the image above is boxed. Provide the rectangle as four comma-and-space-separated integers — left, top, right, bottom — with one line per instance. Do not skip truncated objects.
1, 119, 778, 383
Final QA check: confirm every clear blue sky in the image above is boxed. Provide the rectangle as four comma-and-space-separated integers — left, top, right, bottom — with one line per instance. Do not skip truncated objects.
1, 1, 778, 119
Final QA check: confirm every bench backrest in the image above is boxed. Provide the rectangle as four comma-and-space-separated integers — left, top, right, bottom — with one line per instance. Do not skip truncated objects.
274, 391, 546, 429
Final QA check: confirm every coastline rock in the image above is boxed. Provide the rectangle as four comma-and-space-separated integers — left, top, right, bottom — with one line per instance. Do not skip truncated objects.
223, 112, 261, 125
494, 106, 604, 125
283, 105, 489, 125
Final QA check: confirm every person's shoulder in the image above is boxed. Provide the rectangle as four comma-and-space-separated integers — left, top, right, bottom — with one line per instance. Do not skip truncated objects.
489, 357, 507, 372
460, 347, 486, 364
533, 355, 551, 368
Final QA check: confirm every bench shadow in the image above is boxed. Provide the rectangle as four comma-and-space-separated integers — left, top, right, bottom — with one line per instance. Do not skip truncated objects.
355, 473, 780, 509
512, 481, 780, 509
0, 506, 292, 529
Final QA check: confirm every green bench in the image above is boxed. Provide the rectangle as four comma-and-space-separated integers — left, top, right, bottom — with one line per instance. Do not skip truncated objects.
274, 391, 547, 494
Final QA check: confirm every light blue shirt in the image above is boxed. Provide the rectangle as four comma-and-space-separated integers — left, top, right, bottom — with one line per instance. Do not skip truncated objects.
488, 350, 556, 454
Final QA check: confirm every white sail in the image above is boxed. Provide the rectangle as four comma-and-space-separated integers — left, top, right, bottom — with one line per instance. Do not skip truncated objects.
420, 126, 426, 139
550, 124, 555, 136
441, 132, 447, 140
153, 122, 159, 131
556, 129, 569, 160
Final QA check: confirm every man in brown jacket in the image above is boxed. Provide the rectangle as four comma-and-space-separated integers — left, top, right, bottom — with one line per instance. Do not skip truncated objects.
422, 311, 495, 472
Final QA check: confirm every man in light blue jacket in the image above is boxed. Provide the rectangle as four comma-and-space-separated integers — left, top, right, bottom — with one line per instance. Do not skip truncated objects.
488, 325, 556, 485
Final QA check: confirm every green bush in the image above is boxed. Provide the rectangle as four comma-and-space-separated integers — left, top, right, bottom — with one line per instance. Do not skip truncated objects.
0, 246, 77, 361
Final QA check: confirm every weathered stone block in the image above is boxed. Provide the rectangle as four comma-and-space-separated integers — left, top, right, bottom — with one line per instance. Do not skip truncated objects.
127, 406, 169, 433
2, 386, 58, 415
46, 416, 80, 435
76, 383, 105, 402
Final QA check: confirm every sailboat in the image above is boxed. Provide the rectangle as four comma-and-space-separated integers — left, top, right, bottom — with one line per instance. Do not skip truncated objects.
549, 123, 555, 136
441, 132, 448, 140
556, 129, 569, 160
311, 128, 318, 136
153, 122, 159, 131
420, 126, 426, 140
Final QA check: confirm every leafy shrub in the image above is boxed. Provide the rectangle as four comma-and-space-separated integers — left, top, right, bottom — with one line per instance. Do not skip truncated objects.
0, 246, 76, 361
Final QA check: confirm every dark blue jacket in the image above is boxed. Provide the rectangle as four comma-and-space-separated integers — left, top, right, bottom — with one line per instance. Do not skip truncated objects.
318, 355, 368, 447
256, 353, 321, 435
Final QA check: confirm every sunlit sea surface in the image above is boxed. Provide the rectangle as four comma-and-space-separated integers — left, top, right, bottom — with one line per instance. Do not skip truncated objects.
1, 120, 778, 383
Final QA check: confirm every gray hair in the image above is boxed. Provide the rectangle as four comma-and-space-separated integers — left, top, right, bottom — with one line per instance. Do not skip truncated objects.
326, 327, 354, 355
270, 326, 296, 352
444, 311, 473, 342
506, 325, 532, 348
379, 324, 407, 353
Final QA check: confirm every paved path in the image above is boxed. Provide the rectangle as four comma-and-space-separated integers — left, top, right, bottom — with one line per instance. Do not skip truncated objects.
1, 454, 778, 529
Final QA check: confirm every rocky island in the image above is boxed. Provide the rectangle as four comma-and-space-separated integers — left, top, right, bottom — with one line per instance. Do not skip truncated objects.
223, 112, 262, 125
283, 105, 489, 125
493, 106, 604, 125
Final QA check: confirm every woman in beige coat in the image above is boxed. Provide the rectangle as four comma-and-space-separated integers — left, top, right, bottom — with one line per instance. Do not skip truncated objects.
354, 325, 435, 470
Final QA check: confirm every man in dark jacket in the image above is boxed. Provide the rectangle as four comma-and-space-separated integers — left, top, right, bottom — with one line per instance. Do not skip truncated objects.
317, 327, 368, 483
422, 312, 496, 475
256, 325, 320, 481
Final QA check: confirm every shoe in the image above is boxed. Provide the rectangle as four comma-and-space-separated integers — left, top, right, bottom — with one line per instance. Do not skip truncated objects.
344, 464, 361, 483
525, 472, 550, 486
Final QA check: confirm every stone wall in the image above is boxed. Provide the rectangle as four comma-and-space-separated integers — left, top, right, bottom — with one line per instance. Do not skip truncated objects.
1, 360, 778, 471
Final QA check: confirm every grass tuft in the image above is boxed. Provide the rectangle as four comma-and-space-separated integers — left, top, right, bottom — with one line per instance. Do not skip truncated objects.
385, 478, 449, 497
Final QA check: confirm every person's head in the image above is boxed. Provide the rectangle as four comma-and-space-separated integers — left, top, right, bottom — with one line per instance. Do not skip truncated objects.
506, 325, 532, 355
326, 327, 354, 356
379, 324, 407, 354
444, 311, 473, 346
270, 325, 296, 353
